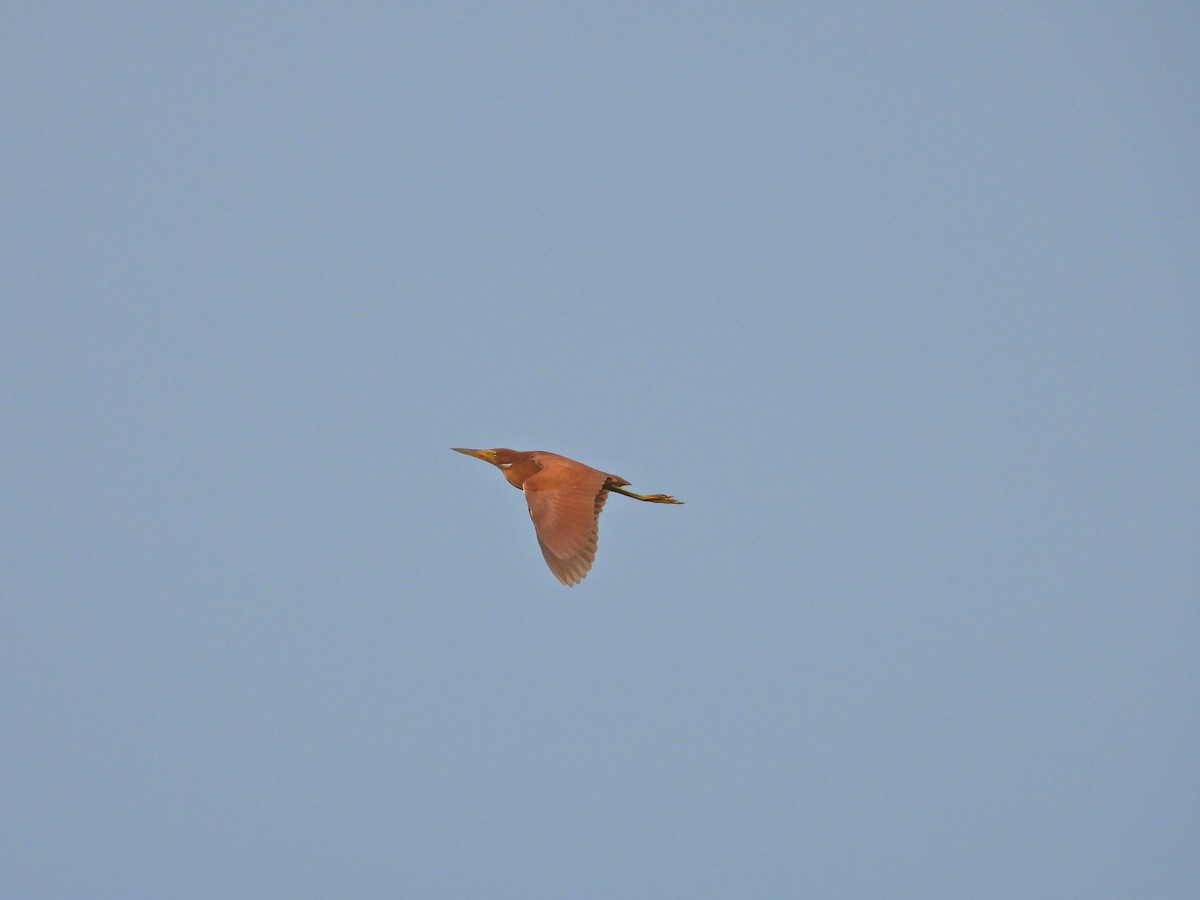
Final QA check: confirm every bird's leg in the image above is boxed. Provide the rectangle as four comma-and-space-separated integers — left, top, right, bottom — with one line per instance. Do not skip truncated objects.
608, 485, 684, 504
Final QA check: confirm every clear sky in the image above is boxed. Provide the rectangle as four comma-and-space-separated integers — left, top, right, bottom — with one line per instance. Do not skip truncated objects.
5, 5, 1198, 897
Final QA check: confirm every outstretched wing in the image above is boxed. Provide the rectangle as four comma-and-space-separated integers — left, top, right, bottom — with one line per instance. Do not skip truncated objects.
522, 456, 616, 586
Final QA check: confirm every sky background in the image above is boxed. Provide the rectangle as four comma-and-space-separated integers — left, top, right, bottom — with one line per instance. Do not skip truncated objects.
4, 4, 1198, 897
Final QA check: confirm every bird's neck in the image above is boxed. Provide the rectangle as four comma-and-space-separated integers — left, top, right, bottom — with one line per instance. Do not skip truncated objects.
502, 456, 541, 489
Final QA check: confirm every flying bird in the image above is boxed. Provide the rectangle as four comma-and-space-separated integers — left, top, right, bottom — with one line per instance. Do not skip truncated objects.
452, 448, 683, 585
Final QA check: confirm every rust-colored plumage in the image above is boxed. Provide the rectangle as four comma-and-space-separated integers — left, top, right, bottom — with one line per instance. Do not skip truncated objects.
452, 448, 683, 585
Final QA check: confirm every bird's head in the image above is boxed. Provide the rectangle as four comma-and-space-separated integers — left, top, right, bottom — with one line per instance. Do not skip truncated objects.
452, 447, 521, 470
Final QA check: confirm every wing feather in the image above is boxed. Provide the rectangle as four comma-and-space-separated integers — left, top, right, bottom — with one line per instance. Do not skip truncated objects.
522, 455, 614, 585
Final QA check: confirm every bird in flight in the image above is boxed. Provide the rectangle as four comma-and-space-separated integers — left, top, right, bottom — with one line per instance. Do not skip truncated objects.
452, 448, 683, 585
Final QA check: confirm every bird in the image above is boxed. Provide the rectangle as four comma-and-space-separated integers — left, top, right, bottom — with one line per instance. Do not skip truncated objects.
452, 448, 683, 585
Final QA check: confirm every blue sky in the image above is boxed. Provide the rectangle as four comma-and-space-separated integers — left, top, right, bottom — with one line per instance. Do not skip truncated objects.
5, 5, 1198, 897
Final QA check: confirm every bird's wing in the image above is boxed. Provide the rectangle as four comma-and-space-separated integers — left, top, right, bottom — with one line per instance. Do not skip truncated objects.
522, 459, 611, 586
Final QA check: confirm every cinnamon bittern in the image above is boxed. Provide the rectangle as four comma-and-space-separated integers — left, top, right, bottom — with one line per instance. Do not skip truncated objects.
452, 448, 683, 585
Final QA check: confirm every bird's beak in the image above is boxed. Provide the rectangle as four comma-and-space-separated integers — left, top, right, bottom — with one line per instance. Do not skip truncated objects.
452, 447, 487, 460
